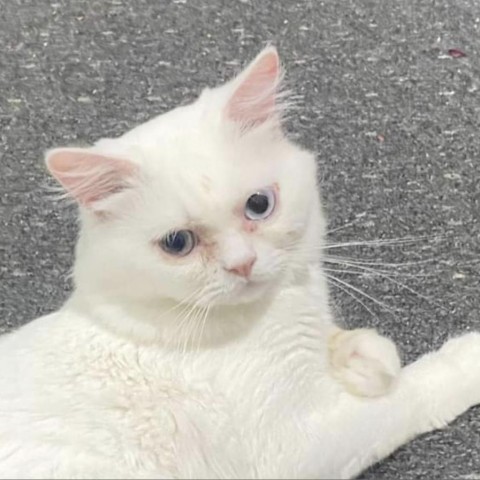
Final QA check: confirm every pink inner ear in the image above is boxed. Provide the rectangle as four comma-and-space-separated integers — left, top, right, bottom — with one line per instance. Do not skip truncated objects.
226, 48, 280, 127
46, 149, 137, 206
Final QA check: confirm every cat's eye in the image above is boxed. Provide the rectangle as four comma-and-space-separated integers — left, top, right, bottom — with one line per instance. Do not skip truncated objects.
245, 188, 276, 221
160, 230, 196, 256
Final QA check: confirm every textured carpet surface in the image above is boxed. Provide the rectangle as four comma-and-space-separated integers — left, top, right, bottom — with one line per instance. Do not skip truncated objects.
1, 0, 479, 478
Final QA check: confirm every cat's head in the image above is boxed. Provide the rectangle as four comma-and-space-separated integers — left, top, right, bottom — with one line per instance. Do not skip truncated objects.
47, 47, 325, 309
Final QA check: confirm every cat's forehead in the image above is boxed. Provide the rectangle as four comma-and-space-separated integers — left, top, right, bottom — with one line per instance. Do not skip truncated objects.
136, 142, 282, 231
142, 134, 280, 200
144, 149, 266, 212
138, 169, 242, 233
131, 105, 282, 186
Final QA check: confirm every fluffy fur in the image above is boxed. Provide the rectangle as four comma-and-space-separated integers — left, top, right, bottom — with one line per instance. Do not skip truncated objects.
1, 47, 480, 479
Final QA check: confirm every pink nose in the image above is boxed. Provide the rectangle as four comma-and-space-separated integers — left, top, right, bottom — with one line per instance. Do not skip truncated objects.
226, 257, 256, 278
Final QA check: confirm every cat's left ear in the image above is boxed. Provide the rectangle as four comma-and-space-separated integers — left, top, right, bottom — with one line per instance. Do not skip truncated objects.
225, 46, 283, 129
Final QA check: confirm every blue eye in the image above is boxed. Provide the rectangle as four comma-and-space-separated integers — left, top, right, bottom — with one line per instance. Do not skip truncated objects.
245, 188, 276, 221
160, 230, 196, 256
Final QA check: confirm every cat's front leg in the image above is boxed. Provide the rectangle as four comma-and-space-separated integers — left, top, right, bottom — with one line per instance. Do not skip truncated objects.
308, 332, 480, 479
328, 328, 401, 397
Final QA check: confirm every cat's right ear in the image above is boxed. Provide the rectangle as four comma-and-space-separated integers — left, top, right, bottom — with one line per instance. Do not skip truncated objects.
45, 148, 138, 208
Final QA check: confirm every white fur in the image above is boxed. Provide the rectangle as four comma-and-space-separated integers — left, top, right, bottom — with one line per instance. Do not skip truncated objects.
329, 328, 401, 397
2, 47, 480, 479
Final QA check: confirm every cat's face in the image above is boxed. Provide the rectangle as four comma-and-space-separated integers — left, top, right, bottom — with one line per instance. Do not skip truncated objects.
47, 47, 324, 308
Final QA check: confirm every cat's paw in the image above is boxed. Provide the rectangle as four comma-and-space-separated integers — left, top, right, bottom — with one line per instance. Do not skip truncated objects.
329, 328, 401, 397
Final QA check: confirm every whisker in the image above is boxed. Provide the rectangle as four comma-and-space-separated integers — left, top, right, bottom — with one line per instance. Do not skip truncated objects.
322, 267, 376, 276
286, 249, 432, 278
323, 273, 399, 315
325, 255, 436, 269
186, 304, 204, 355
323, 257, 433, 278
181, 303, 202, 356
322, 234, 443, 250
363, 270, 446, 310
191, 287, 221, 354
157, 287, 207, 322
325, 218, 363, 235
323, 263, 444, 309
165, 284, 214, 350
196, 303, 212, 354
325, 274, 380, 322
170, 283, 222, 354
175, 302, 199, 353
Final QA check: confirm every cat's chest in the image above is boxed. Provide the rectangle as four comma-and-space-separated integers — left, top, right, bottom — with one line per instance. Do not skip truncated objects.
104, 291, 331, 418
95, 317, 329, 416
90, 323, 330, 477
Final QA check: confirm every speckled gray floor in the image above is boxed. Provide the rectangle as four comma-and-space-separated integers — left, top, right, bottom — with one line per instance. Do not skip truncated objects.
0, 0, 479, 478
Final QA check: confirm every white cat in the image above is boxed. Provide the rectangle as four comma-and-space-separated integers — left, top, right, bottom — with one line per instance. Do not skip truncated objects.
1, 46, 480, 479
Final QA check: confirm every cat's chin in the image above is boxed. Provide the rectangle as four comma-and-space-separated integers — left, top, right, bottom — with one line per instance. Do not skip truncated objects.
210, 279, 275, 307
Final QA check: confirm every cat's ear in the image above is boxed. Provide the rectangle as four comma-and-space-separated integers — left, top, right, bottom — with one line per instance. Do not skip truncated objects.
45, 148, 138, 208
225, 46, 283, 129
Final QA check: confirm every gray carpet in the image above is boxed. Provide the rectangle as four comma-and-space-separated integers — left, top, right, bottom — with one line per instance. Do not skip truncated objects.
1, 0, 479, 478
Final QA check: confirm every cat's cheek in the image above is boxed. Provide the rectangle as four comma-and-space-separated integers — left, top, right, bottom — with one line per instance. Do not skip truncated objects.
282, 228, 304, 246
186, 227, 220, 263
